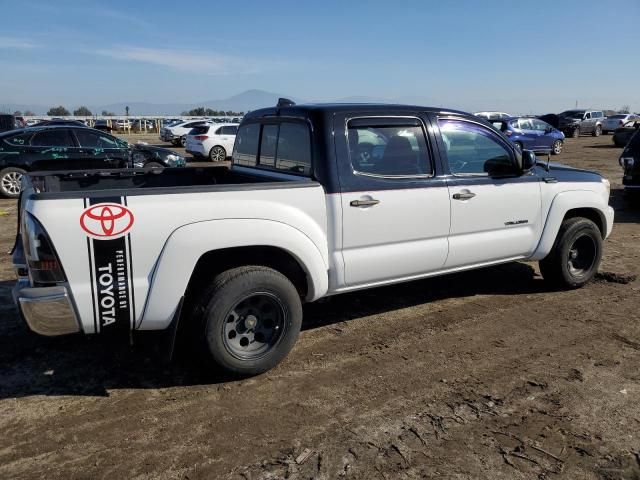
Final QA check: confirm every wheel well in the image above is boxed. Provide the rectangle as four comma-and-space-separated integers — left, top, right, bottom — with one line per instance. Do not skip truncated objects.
184, 246, 309, 303
564, 208, 605, 238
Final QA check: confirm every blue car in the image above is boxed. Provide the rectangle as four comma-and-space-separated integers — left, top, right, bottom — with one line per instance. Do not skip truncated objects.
491, 117, 565, 155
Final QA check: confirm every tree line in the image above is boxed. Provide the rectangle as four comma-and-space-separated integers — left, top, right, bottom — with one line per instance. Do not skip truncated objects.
9, 106, 245, 117
180, 107, 245, 117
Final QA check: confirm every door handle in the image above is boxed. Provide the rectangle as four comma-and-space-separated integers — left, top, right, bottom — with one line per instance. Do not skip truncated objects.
350, 199, 380, 207
452, 192, 476, 200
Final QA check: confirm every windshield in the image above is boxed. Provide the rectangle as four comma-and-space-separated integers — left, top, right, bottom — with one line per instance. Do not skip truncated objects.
559, 111, 584, 120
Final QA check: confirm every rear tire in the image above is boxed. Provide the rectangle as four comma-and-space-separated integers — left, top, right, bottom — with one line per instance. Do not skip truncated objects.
209, 146, 227, 162
539, 217, 602, 288
194, 266, 302, 376
0, 167, 26, 198
592, 125, 602, 137
514, 141, 523, 151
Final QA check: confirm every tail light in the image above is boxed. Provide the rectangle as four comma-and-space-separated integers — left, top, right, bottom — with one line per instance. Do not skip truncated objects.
194, 135, 209, 140
22, 212, 66, 285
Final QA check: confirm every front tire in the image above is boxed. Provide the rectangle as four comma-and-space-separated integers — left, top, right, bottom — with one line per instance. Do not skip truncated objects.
0, 167, 26, 198
551, 139, 563, 155
209, 146, 227, 162
195, 266, 302, 376
180, 136, 187, 147
571, 127, 580, 138
592, 125, 602, 137
539, 217, 602, 288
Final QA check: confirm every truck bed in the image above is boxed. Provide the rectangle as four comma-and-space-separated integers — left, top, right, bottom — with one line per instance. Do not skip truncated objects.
25, 166, 314, 198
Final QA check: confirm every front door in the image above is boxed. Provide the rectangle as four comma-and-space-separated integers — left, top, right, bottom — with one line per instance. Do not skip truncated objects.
71, 128, 128, 169
436, 117, 543, 268
336, 114, 451, 287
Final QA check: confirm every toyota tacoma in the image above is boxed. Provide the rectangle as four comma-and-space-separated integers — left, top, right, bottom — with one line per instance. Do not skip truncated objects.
11, 100, 614, 376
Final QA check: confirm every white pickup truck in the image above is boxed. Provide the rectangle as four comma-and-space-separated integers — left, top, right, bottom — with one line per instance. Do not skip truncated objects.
12, 101, 614, 375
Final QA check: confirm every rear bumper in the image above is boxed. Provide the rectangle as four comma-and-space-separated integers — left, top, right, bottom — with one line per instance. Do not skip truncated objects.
186, 144, 206, 156
12, 280, 80, 336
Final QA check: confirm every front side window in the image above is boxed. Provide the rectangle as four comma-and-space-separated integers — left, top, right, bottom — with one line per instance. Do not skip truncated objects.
31, 129, 74, 147
438, 119, 514, 175
74, 129, 120, 148
584, 113, 591, 119
347, 118, 431, 177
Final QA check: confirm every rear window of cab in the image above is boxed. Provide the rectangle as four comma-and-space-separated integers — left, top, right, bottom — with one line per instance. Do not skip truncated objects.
233, 121, 312, 176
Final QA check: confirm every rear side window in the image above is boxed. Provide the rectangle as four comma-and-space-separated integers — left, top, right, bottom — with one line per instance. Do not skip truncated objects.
347, 118, 431, 177
221, 125, 238, 135
190, 125, 210, 135
4, 132, 32, 146
31, 129, 75, 147
233, 121, 312, 175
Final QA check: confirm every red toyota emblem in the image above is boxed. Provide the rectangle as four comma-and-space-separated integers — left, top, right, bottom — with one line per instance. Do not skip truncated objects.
80, 203, 134, 239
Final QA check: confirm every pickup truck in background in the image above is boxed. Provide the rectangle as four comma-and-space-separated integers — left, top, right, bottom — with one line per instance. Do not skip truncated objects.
12, 100, 614, 376
557, 110, 605, 138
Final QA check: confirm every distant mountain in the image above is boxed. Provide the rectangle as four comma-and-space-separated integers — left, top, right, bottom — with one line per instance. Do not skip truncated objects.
0, 90, 443, 116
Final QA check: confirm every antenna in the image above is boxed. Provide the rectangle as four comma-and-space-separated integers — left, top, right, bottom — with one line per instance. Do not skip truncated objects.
546, 152, 551, 172
277, 98, 296, 108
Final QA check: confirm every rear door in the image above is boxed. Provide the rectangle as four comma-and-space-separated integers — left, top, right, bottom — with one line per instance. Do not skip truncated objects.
435, 117, 542, 268
28, 128, 79, 170
515, 118, 539, 149
531, 119, 554, 150
334, 114, 450, 287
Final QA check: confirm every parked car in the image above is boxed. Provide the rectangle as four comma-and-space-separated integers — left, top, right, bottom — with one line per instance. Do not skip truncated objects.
131, 119, 157, 131
160, 120, 208, 147
113, 119, 131, 130
557, 110, 605, 137
491, 117, 565, 154
474, 111, 511, 120
0, 126, 186, 197
185, 123, 239, 161
612, 120, 640, 147
620, 128, 640, 199
0, 114, 16, 133
11, 102, 613, 376
35, 119, 87, 127
602, 114, 640, 134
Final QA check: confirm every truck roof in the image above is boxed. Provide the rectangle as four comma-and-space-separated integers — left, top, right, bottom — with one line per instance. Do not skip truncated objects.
243, 103, 470, 121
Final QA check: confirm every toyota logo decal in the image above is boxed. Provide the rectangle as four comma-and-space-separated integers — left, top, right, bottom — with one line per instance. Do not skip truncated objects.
80, 203, 134, 239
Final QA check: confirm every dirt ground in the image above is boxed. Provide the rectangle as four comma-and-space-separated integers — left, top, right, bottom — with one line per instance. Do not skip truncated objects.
1, 135, 639, 480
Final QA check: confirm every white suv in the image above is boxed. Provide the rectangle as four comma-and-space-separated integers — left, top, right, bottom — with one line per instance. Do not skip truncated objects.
185, 123, 238, 161
160, 120, 207, 147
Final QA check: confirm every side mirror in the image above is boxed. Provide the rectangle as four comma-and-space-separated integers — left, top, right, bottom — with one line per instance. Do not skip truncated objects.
521, 149, 537, 171
544, 126, 553, 134
485, 157, 520, 176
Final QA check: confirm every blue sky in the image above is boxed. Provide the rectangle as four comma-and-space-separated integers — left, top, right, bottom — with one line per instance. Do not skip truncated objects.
0, 0, 638, 113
